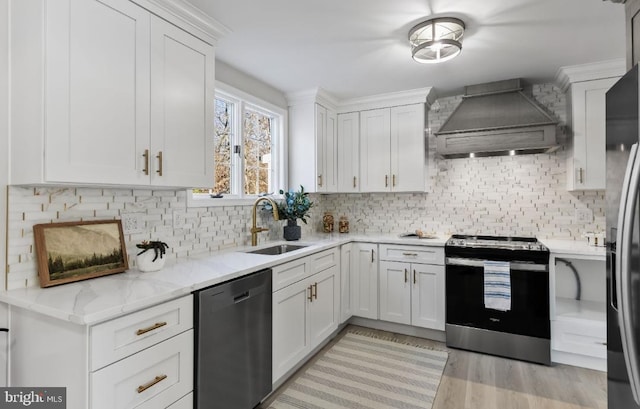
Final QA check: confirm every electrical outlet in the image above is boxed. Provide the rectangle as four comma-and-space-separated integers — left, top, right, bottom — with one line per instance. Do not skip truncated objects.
575, 208, 593, 223
173, 209, 187, 229
121, 213, 143, 234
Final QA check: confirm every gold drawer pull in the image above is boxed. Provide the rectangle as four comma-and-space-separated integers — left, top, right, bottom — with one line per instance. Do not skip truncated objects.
137, 374, 167, 393
313, 282, 318, 300
136, 322, 167, 336
308, 285, 313, 302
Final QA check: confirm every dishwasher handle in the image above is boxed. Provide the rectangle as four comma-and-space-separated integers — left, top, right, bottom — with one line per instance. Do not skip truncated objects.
234, 291, 250, 303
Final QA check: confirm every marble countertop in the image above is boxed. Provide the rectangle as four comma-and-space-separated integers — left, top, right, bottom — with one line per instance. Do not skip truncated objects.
539, 238, 606, 259
0, 233, 447, 325
0, 232, 603, 325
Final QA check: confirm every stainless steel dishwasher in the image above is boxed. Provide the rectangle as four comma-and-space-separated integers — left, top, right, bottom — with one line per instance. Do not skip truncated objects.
194, 268, 272, 409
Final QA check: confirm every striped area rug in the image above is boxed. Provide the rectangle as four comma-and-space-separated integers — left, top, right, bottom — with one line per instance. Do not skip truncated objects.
268, 331, 448, 409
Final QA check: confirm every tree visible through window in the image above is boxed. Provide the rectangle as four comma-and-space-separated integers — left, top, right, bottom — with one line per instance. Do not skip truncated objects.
244, 109, 272, 195
194, 91, 277, 199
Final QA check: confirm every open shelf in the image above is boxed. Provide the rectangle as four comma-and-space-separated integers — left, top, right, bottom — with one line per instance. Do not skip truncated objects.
555, 297, 605, 323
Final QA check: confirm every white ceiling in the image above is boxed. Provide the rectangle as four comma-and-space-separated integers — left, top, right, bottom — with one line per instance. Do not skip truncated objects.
190, 0, 627, 100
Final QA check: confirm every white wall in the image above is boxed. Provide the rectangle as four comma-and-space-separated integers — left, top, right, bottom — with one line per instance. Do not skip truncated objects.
215, 60, 287, 109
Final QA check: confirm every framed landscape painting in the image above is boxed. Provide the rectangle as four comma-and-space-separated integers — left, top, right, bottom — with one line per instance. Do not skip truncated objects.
33, 220, 129, 288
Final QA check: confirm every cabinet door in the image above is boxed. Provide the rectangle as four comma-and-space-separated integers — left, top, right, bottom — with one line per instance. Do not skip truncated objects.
340, 244, 353, 323
150, 16, 214, 188
315, 104, 327, 192
359, 108, 390, 192
337, 112, 360, 192
46, 0, 151, 185
308, 265, 339, 349
627, 0, 640, 70
568, 77, 619, 190
272, 280, 311, 382
379, 261, 411, 325
411, 264, 445, 330
351, 243, 379, 319
316, 105, 338, 193
390, 104, 426, 192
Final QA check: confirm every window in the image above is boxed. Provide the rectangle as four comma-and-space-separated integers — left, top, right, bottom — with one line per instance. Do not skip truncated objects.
190, 83, 286, 206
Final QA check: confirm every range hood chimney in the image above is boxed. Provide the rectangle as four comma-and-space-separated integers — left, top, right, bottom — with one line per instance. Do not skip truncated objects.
435, 79, 558, 158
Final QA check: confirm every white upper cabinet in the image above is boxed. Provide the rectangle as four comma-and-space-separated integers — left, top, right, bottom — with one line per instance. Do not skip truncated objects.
150, 17, 214, 187
337, 112, 360, 192
390, 104, 427, 192
288, 90, 338, 193
10, 0, 220, 188
315, 105, 338, 192
556, 59, 625, 191
359, 108, 391, 192
359, 104, 426, 192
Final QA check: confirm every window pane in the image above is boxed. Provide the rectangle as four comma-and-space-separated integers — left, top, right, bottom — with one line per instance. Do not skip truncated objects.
213, 98, 233, 194
243, 109, 272, 195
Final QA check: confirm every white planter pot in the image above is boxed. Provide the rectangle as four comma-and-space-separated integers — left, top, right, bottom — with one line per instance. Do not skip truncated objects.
136, 251, 166, 272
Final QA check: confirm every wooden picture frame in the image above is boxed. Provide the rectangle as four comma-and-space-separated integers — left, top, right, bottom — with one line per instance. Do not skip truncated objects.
33, 220, 129, 288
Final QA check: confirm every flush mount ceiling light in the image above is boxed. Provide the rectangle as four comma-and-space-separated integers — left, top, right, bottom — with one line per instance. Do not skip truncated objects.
409, 17, 465, 63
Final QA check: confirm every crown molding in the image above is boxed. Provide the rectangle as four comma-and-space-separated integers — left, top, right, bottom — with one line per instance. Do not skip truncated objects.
132, 0, 231, 45
555, 58, 626, 92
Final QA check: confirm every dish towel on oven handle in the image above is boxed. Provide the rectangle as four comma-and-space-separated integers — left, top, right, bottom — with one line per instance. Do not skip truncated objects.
484, 260, 511, 311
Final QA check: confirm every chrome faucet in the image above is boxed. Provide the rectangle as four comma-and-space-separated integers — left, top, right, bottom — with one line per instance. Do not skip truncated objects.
251, 197, 280, 246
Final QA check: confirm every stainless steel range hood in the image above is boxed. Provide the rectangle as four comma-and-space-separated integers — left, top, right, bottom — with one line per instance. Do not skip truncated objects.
435, 79, 558, 158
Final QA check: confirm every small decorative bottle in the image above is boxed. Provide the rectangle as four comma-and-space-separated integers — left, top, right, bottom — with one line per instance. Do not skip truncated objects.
339, 216, 349, 233
322, 212, 334, 233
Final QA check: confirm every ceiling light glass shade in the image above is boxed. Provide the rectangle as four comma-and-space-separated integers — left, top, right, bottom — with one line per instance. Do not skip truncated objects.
409, 17, 465, 63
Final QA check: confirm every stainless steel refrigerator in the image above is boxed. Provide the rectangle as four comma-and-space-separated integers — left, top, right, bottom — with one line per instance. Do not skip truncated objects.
607, 64, 640, 409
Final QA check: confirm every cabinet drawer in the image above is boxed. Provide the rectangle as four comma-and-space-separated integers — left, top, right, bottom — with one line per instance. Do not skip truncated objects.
272, 258, 310, 291
379, 244, 444, 264
168, 392, 192, 409
90, 296, 193, 371
311, 248, 339, 274
91, 330, 193, 409
552, 319, 606, 359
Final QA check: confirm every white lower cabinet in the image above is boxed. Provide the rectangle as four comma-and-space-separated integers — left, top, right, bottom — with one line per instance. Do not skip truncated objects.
168, 393, 193, 409
378, 245, 445, 331
340, 243, 354, 323
272, 248, 340, 383
9, 295, 194, 409
91, 330, 193, 409
351, 243, 379, 319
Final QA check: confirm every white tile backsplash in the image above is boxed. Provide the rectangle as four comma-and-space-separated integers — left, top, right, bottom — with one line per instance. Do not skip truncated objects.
6, 82, 604, 289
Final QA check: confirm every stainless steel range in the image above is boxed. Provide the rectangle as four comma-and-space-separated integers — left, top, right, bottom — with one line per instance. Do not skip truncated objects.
445, 234, 551, 365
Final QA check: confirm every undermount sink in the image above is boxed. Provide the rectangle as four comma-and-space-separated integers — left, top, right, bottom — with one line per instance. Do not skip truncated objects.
246, 244, 308, 255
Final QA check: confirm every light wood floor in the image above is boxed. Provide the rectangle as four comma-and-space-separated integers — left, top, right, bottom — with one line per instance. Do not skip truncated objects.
261, 325, 607, 409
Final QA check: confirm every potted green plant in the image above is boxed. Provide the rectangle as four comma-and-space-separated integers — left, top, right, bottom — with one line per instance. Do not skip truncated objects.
276, 186, 313, 241
135, 240, 169, 272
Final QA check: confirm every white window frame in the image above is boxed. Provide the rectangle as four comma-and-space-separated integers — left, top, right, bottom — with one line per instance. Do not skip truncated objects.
187, 81, 287, 207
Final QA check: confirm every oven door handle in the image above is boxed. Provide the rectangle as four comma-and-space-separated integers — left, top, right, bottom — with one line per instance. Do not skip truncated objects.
445, 257, 548, 272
